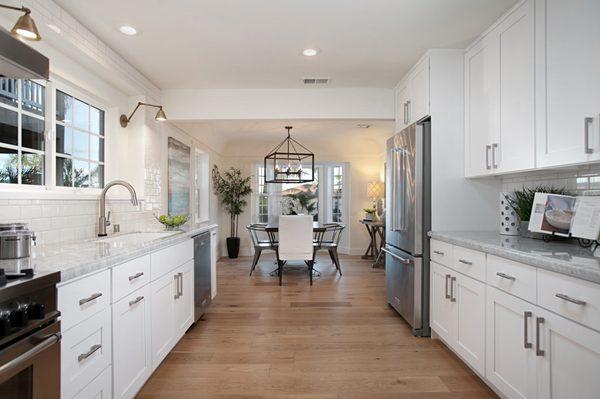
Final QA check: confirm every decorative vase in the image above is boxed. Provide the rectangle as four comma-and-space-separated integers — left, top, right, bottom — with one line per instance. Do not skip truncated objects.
364, 213, 373, 221
226, 237, 240, 258
499, 193, 520, 236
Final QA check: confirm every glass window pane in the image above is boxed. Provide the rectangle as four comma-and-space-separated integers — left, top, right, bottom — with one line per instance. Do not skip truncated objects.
89, 135, 104, 162
21, 152, 44, 185
21, 81, 44, 116
56, 157, 72, 187
56, 125, 72, 155
90, 106, 104, 135
89, 162, 103, 188
0, 147, 18, 184
0, 78, 18, 107
73, 98, 89, 130
56, 90, 72, 123
73, 130, 89, 159
22, 115, 44, 151
0, 107, 18, 146
73, 159, 89, 187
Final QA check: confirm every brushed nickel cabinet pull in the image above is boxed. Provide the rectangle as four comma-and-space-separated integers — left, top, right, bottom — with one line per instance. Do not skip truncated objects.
496, 272, 516, 281
79, 292, 102, 306
178, 272, 183, 297
536, 317, 545, 356
585, 117, 593, 154
492, 143, 499, 168
524, 311, 532, 349
458, 259, 473, 265
555, 293, 586, 306
433, 250, 445, 256
129, 296, 144, 306
128, 272, 144, 281
174, 274, 180, 299
445, 274, 451, 299
78, 344, 102, 362
450, 276, 457, 302
486, 145, 492, 170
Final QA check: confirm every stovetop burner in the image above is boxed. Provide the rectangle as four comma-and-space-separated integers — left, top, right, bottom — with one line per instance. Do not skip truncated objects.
0, 267, 35, 287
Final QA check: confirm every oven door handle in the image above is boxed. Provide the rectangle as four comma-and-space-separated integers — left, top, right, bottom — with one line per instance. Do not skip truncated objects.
0, 332, 61, 378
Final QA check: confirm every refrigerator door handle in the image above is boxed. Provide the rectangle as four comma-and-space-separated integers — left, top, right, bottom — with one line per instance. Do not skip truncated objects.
382, 247, 410, 264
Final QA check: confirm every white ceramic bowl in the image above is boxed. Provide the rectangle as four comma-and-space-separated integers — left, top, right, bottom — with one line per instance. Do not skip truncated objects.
545, 209, 573, 230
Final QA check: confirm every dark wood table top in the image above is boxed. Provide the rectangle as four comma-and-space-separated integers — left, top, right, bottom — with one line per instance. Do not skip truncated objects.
264, 222, 328, 232
359, 219, 385, 227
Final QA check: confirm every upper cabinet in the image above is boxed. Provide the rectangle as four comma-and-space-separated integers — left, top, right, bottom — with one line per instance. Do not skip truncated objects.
394, 56, 430, 133
535, 0, 600, 167
465, 0, 535, 177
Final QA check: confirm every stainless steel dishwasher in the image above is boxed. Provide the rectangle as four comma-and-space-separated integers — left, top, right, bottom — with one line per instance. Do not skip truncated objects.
193, 231, 211, 321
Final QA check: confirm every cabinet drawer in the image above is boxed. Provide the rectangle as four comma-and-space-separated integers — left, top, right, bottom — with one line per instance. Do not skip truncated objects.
112, 255, 151, 302
538, 269, 600, 331
151, 239, 193, 280
486, 255, 536, 303
430, 240, 453, 267
58, 269, 111, 331
452, 246, 486, 281
62, 307, 112, 399
72, 366, 111, 399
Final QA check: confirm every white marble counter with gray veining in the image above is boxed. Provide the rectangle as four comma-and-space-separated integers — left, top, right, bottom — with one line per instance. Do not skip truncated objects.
429, 231, 600, 285
0, 224, 218, 283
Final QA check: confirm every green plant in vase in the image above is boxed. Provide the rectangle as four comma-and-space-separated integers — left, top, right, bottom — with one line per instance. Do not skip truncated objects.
364, 207, 376, 221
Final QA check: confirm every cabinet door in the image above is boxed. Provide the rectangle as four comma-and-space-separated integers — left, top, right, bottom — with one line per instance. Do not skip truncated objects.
113, 284, 152, 399
465, 35, 499, 177
430, 262, 455, 343
150, 272, 176, 370
497, 0, 535, 173
536, 0, 600, 167
536, 307, 600, 399
408, 56, 430, 123
72, 366, 112, 399
174, 260, 194, 338
395, 82, 410, 133
454, 273, 485, 375
486, 287, 537, 399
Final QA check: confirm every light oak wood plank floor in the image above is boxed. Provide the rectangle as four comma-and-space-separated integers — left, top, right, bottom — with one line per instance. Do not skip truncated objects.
137, 254, 497, 399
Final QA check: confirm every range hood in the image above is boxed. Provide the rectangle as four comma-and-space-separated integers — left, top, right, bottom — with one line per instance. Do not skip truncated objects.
0, 27, 48, 80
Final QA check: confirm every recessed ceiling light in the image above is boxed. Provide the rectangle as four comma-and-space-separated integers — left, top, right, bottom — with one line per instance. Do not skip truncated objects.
119, 25, 137, 36
302, 48, 319, 57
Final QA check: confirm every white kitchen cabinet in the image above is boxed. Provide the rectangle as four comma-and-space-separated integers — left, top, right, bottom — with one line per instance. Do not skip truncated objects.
72, 366, 112, 399
394, 80, 410, 132
150, 270, 177, 369
454, 273, 485, 375
536, 0, 600, 167
174, 260, 194, 338
394, 55, 430, 133
113, 284, 152, 399
430, 261, 455, 342
486, 286, 537, 399
536, 306, 600, 399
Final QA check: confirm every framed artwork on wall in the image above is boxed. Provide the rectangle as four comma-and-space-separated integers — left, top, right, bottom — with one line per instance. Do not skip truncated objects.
168, 137, 190, 216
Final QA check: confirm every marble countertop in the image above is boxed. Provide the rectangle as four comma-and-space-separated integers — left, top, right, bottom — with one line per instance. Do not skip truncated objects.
0, 224, 218, 283
429, 231, 600, 285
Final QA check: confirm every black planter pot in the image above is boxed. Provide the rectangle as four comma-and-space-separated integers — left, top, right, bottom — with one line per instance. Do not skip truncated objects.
226, 237, 240, 258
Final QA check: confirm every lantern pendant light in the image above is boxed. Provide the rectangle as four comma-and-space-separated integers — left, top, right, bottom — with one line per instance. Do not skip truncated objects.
264, 126, 314, 184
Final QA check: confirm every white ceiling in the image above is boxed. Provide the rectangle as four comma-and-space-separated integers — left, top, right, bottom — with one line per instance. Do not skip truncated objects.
172, 119, 393, 155
54, 0, 517, 89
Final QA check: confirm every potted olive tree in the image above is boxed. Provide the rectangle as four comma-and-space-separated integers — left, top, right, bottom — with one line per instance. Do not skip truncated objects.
211, 166, 252, 258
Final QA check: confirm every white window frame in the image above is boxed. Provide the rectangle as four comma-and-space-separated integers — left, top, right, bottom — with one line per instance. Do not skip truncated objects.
0, 78, 48, 191
194, 147, 210, 224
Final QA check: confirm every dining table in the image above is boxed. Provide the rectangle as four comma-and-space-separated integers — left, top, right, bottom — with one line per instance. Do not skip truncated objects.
263, 221, 327, 233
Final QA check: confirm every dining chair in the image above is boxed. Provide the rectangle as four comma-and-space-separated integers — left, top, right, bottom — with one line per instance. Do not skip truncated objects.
246, 224, 276, 276
277, 215, 315, 285
314, 223, 345, 276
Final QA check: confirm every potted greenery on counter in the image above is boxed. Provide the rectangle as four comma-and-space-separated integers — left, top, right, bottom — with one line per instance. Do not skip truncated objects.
211, 165, 252, 258
505, 185, 572, 238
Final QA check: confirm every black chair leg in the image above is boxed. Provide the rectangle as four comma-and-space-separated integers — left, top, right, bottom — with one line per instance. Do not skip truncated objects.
332, 248, 342, 276
278, 259, 284, 286
328, 249, 337, 265
249, 248, 261, 276
308, 260, 313, 285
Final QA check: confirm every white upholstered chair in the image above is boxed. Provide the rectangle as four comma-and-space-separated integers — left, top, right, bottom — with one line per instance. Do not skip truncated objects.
277, 215, 315, 285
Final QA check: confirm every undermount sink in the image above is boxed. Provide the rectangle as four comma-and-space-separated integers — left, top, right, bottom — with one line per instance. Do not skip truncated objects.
96, 231, 179, 244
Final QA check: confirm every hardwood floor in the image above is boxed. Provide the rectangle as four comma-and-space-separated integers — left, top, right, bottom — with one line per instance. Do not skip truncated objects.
137, 254, 497, 399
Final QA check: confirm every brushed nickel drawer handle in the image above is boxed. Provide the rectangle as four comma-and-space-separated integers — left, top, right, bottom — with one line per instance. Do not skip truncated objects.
433, 250, 445, 256
129, 296, 144, 306
174, 274, 180, 299
128, 272, 144, 281
78, 344, 102, 362
458, 259, 473, 265
523, 311, 532, 349
555, 293, 586, 306
79, 292, 102, 306
535, 317, 544, 356
445, 274, 451, 299
496, 272, 516, 281
450, 276, 457, 302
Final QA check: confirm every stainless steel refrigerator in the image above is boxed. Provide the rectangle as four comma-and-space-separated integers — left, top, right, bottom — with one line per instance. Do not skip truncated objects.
384, 119, 431, 337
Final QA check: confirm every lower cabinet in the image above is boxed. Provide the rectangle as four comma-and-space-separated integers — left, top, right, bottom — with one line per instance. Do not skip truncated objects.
72, 366, 112, 399
430, 261, 485, 374
175, 260, 194, 338
113, 284, 152, 399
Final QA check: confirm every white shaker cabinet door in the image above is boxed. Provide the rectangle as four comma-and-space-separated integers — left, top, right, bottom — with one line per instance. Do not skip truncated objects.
174, 260, 195, 339
150, 271, 176, 370
113, 284, 152, 399
454, 273, 485, 375
486, 287, 537, 399
536, 306, 600, 399
408, 56, 430, 123
430, 262, 455, 343
395, 81, 410, 133
536, 0, 600, 167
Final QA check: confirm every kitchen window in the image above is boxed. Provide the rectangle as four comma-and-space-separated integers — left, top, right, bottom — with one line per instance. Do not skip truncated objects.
0, 79, 46, 186
331, 165, 344, 222
55, 90, 105, 188
194, 149, 209, 223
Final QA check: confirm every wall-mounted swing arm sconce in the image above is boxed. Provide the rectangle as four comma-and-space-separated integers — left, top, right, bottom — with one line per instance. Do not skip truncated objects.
0, 4, 41, 41
119, 102, 167, 128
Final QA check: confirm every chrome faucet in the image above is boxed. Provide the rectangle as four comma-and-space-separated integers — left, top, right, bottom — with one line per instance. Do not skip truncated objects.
98, 180, 138, 237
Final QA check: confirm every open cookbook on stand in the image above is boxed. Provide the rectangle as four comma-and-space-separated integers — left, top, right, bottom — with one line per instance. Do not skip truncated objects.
528, 193, 600, 240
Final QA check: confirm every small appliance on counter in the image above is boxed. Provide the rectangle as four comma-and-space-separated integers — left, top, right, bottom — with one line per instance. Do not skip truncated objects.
0, 223, 36, 260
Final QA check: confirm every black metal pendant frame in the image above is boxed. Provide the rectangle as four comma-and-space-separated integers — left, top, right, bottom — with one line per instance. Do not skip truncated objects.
264, 126, 315, 183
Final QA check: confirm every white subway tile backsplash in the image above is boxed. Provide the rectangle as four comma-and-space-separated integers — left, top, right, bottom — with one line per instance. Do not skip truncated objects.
502, 164, 600, 195
0, 206, 21, 219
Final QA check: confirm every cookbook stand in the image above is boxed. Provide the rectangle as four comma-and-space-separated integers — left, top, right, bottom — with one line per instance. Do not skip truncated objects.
543, 231, 600, 251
